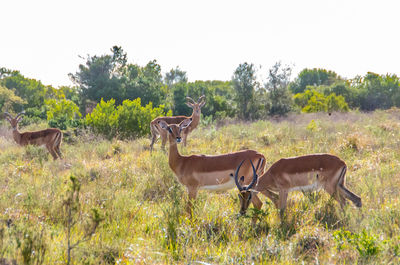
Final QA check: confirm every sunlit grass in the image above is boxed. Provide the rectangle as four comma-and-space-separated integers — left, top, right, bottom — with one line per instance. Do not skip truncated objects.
1, 110, 400, 263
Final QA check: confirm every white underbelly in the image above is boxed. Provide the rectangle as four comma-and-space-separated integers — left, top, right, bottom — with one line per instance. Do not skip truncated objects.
199, 178, 236, 192
289, 181, 321, 192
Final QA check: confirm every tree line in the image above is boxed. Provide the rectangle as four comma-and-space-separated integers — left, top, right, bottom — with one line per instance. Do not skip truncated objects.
1, 46, 400, 137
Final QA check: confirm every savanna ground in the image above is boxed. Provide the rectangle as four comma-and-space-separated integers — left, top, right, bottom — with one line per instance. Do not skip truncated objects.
1, 111, 400, 264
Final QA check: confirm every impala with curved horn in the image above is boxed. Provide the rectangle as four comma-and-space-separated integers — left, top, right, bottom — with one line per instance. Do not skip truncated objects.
235, 154, 362, 215
3, 111, 63, 160
158, 118, 275, 215
150, 95, 205, 151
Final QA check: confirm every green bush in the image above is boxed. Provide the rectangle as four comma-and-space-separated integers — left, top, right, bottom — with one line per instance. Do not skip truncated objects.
45, 97, 81, 130
85, 98, 171, 139
294, 89, 349, 113
117, 98, 170, 138
85, 99, 119, 139
333, 229, 382, 259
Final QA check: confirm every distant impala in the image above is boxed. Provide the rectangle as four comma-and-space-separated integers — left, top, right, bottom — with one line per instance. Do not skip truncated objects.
150, 95, 205, 151
4, 111, 63, 160
158, 118, 280, 215
235, 154, 362, 215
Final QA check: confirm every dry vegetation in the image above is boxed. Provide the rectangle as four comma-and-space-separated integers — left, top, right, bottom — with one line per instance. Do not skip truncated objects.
1, 111, 400, 264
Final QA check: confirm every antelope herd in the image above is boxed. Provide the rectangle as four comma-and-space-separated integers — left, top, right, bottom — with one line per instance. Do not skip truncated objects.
2, 95, 362, 222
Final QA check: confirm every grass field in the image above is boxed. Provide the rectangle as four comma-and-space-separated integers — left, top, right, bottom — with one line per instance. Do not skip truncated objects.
1, 111, 400, 264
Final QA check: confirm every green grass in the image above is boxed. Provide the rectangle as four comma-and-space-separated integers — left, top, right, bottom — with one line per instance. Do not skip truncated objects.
1, 110, 400, 264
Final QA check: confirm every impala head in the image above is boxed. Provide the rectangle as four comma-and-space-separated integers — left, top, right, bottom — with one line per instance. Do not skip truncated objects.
186, 95, 206, 115
3, 111, 25, 130
235, 160, 258, 215
158, 118, 192, 143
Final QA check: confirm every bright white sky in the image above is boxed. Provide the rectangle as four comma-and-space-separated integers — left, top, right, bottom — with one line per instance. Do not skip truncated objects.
1, 0, 399, 87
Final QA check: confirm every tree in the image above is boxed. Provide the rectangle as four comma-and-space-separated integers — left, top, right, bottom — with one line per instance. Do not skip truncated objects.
45, 97, 82, 129
289, 68, 341, 94
294, 89, 349, 113
232, 63, 258, 119
0, 85, 26, 113
123, 60, 166, 107
264, 62, 293, 116
69, 46, 127, 107
1, 70, 47, 109
171, 80, 236, 118
165, 67, 188, 87
349, 72, 400, 111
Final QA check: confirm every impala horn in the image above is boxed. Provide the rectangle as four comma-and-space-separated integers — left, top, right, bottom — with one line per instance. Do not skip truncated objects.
234, 160, 246, 191
16, 111, 25, 119
4, 112, 13, 120
186, 96, 196, 104
197, 95, 206, 103
247, 160, 258, 190
254, 158, 264, 174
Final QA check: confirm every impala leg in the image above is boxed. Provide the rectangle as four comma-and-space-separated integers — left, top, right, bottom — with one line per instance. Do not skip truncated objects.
150, 130, 158, 152
182, 132, 188, 147
260, 189, 279, 208
46, 144, 58, 160
338, 185, 362, 207
250, 193, 263, 223
335, 166, 362, 208
55, 145, 63, 159
161, 134, 167, 151
278, 190, 289, 217
53, 132, 63, 159
186, 187, 198, 217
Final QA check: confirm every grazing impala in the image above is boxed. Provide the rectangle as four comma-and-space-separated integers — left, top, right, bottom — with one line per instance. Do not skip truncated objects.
235, 154, 362, 215
158, 118, 277, 215
4, 111, 63, 160
150, 95, 205, 151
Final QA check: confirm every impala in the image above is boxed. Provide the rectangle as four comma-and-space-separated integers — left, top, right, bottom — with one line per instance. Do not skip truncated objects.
235, 154, 362, 215
150, 95, 205, 151
158, 118, 278, 215
4, 111, 63, 160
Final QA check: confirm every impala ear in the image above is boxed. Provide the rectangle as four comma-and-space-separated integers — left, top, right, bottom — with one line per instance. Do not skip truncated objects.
158, 120, 169, 130
179, 118, 192, 129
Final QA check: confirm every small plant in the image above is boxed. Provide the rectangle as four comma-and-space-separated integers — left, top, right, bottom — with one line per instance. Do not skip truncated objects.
62, 176, 103, 265
333, 229, 382, 259
24, 145, 49, 163
159, 185, 183, 261
306, 119, 319, 132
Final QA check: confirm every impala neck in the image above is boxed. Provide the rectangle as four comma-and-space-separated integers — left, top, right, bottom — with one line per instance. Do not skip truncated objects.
12, 127, 22, 144
189, 110, 200, 128
254, 172, 275, 192
167, 135, 182, 170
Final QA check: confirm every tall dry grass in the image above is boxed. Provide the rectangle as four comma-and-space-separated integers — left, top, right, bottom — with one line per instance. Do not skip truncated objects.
0, 111, 400, 264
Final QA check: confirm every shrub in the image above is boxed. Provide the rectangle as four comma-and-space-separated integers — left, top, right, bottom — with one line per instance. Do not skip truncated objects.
333, 229, 382, 259
117, 98, 170, 138
45, 97, 81, 129
85, 99, 119, 139
294, 89, 349, 113
85, 98, 171, 139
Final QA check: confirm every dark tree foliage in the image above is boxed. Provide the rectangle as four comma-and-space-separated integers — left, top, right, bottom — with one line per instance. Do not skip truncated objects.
1, 70, 47, 109
171, 80, 235, 119
232, 63, 258, 119
165, 67, 188, 87
350, 72, 400, 111
289, 68, 340, 94
123, 60, 165, 107
69, 46, 127, 107
264, 62, 293, 116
